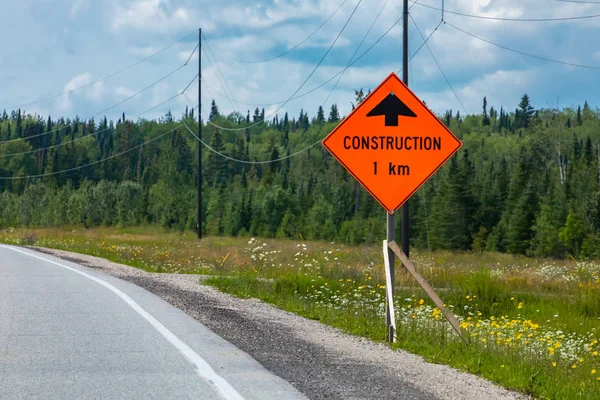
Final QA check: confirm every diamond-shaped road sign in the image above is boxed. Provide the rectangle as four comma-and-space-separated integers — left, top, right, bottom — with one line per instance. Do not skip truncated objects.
322, 72, 462, 214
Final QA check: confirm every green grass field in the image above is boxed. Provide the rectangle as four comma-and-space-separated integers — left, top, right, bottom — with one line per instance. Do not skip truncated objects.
2, 226, 599, 399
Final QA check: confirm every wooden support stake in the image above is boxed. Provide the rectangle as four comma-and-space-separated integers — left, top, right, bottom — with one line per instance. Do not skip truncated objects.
383, 240, 396, 342
388, 241, 468, 344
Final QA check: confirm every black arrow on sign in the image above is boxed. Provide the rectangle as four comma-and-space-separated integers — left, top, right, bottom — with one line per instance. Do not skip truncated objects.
366, 92, 416, 127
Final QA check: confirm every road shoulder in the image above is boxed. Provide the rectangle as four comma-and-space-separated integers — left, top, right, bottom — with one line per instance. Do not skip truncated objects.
30, 246, 529, 400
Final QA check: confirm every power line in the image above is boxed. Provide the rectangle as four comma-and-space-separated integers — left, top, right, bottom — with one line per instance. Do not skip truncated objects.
322, 0, 390, 107
203, 10, 430, 112
0, 125, 180, 180
204, 0, 365, 132
204, 0, 420, 111
184, 122, 321, 164
0, 74, 197, 158
0, 44, 198, 145
397, 20, 442, 74
192, 11, 437, 163
411, 0, 600, 21
1, 30, 197, 111
201, 46, 239, 114
201, 36, 241, 113
446, 21, 600, 71
410, 16, 468, 114
215, 0, 351, 64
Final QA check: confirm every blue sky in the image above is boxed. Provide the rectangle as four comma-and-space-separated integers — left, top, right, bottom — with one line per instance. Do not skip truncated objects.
2, 0, 600, 124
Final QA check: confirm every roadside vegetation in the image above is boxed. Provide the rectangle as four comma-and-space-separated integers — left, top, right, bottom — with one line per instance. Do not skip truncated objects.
2, 227, 599, 399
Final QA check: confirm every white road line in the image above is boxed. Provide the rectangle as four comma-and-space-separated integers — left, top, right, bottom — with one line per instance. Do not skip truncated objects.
1, 245, 245, 400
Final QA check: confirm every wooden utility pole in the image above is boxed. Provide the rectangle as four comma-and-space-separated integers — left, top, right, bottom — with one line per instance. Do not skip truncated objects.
402, 0, 409, 259
198, 28, 203, 240
386, 0, 410, 342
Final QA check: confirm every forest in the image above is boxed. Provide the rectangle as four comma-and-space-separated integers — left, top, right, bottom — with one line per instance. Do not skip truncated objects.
1, 91, 599, 260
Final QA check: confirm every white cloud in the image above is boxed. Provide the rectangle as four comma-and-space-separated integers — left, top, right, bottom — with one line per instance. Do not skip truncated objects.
116, 86, 135, 98
112, 0, 194, 32
59, 72, 92, 111
86, 81, 104, 102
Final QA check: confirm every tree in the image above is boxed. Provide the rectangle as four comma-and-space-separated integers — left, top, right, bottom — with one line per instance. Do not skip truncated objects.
206, 129, 227, 187
328, 104, 340, 123
515, 94, 534, 129
316, 106, 325, 124
351, 88, 365, 110
482, 97, 490, 126
559, 212, 586, 257
209, 100, 220, 121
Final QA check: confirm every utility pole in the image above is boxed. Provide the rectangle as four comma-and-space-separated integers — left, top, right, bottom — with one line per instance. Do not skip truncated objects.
387, 0, 410, 343
386, 0, 409, 342
401, 0, 409, 260
198, 28, 203, 240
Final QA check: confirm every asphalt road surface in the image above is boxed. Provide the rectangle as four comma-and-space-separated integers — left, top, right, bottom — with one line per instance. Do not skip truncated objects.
0, 245, 307, 400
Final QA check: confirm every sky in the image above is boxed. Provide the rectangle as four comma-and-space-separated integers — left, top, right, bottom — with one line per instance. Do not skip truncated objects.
1, 0, 600, 124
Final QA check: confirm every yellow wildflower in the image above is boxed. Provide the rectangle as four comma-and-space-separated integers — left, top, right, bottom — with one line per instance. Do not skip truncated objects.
552, 362, 557, 367
592, 370, 597, 375
419, 299, 424, 305
547, 347, 555, 355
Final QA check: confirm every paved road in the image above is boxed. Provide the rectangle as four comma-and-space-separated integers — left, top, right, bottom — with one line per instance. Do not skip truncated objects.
0, 245, 307, 400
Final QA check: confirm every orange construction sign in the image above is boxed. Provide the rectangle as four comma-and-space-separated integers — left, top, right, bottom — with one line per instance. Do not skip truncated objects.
322, 72, 462, 214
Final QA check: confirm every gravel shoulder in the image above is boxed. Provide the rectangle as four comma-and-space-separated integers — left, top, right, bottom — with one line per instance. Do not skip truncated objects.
31, 246, 530, 400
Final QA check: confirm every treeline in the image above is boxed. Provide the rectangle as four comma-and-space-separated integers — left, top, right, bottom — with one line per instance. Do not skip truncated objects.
1, 92, 600, 259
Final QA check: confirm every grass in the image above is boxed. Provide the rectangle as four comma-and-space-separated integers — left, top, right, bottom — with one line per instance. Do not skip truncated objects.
1, 226, 599, 399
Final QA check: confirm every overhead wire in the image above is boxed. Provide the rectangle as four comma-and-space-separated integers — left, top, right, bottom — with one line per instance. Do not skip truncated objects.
204, 0, 421, 110
192, 13, 435, 165
1, 30, 197, 111
397, 19, 442, 74
0, 43, 198, 145
446, 21, 600, 71
0, 125, 182, 180
0, 74, 198, 158
410, 15, 468, 114
201, 36, 242, 114
203, 0, 365, 132
322, 0, 390, 107
201, 46, 239, 114
410, 0, 600, 21
184, 123, 321, 164
215, 0, 351, 64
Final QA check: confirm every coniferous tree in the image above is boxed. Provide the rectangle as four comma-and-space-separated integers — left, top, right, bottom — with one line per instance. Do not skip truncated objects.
209, 100, 220, 121
515, 94, 534, 129
206, 129, 226, 187
328, 104, 340, 123
316, 106, 325, 124
482, 97, 490, 126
